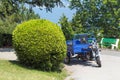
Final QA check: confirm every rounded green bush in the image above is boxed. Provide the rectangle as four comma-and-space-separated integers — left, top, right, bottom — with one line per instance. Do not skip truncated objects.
12, 19, 67, 71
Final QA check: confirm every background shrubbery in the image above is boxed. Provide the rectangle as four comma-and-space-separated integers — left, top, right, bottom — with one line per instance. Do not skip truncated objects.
0, 33, 12, 47
12, 19, 67, 71
118, 41, 120, 49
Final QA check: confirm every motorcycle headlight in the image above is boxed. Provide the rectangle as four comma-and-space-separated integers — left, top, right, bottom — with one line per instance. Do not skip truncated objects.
89, 45, 93, 48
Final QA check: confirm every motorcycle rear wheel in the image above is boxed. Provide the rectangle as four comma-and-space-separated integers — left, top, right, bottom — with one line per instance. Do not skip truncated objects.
64, 56, 70, 64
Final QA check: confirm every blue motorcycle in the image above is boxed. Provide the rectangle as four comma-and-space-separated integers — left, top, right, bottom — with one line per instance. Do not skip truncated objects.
64, 33, 102, 67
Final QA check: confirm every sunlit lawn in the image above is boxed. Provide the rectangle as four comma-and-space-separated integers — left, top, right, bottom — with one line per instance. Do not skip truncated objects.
0, 60, 67, 80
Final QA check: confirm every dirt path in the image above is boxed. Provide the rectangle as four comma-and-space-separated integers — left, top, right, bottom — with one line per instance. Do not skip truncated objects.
0, 48, 17, 60
64, 50, 120, 80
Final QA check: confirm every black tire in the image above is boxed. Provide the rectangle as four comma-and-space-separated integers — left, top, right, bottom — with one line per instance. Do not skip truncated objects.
64, 56, 70, 64
86, 53, 91, 60
96, 56, 102, 67
64, 52, 71, 64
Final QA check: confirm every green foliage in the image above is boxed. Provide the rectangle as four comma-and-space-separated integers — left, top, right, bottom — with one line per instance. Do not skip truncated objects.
0, 1, 40, 47
118, 41, 120, 49
12, 19, 67, 71
0, 33, 12, 47
69, 0, 104, 37
0, 0, 63, 13
69, 0, 120, 38
99, 0, 120, 38
17, 0, 64, 12
0, 33, 2, 47
59, 14, 74, 40
0, 18, 17, 34
71, 14, 86, 34
0, 0, 19, 19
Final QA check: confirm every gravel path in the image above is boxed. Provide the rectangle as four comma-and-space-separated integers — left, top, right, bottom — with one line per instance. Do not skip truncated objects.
0, 48, 17, 60
64, 49, 120, 80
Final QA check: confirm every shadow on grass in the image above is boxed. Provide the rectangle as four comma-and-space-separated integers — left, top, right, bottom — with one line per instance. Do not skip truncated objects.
9, 60, 64, 72
9, 60, 38, 71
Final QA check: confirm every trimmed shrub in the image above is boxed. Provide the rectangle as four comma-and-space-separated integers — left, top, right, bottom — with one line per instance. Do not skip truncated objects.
12, 19, 67, 71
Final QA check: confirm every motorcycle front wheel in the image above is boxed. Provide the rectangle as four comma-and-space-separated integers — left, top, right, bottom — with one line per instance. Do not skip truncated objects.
96, 56, 102, 67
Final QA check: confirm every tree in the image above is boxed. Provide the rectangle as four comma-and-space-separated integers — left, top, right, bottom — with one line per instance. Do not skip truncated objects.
0, 0, 19, 19
100, 0, 120, 38
0, 0, 64, 13
0, 1, 40, 34
0, 0, 63, 20
17, 0, 63, 11
0, 1, 40, 47
71, 13, 86, 34
69, 0, 103, 37
18, 3, 40, 22
69, 0, 120, 38
59, 14, 74, 40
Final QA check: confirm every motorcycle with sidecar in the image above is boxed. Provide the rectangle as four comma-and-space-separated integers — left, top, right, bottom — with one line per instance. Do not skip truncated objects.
64, 33, 102, 67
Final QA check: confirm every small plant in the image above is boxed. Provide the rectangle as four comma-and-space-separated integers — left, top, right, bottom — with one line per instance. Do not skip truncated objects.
12, 19, 67, 71
118, 41, 120, 50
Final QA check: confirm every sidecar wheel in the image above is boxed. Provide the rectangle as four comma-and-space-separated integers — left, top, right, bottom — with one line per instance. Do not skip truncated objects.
96, 56, 102, 67
64, 56, 70, 64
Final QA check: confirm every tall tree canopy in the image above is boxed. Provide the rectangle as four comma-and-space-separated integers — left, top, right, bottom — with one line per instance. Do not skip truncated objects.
18, 0, 63, 11
0, 0, 19, 19
0, 0, 64, 19
69, 0, 120, 38
0, 0, 40, 34
59, 14, 74, 40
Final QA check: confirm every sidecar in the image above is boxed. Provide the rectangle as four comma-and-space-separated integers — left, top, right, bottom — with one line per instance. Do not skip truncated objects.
65, 33, 102, 67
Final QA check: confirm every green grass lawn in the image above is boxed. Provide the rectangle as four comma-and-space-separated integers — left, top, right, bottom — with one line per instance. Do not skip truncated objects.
0, 60, 67, 80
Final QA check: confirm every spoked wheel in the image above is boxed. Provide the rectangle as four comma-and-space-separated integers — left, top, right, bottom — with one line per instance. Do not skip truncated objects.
64, 52, 71, 64
64, 56, 70, 64
96, 56, 102, 67
86, 53, 91, 60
